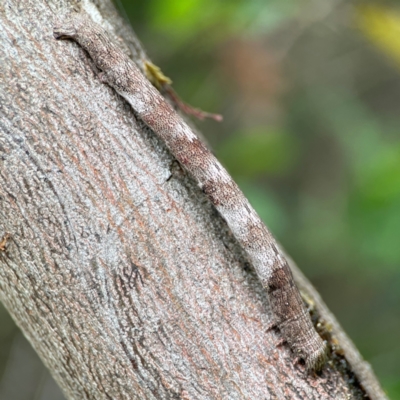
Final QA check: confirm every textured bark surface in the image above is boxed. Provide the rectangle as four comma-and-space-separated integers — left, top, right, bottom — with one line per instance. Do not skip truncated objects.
0, 0, 387, 399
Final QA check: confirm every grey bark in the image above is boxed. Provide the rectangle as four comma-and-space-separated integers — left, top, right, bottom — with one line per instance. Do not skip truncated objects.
0, 0, 387, 399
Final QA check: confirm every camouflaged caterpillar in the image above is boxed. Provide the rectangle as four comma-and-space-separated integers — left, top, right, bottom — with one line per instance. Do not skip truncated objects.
54, 13, 327, 371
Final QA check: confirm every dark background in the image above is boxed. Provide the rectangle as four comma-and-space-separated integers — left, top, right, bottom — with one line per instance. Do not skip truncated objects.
1, 0, 399, 398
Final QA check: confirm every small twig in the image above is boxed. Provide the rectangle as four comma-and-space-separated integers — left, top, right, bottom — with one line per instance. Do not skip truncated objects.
144, 61, 223, 122
163, 85, 223, 122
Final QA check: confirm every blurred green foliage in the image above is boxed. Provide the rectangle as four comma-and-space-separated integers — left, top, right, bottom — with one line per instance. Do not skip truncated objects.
218, 128, 298, 177
121, 0, 300, 42
118, 0, 400, 397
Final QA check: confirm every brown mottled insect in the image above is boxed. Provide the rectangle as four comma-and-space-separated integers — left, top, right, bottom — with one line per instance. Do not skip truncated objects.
54, 13, 327, 370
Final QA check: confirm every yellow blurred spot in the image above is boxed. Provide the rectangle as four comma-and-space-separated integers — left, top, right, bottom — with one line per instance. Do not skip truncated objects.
144, 61, 172, 90
356, 5, 400, 67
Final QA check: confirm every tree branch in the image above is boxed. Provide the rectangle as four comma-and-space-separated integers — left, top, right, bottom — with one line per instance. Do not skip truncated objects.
0, 0, 387, 398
